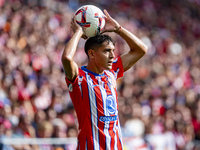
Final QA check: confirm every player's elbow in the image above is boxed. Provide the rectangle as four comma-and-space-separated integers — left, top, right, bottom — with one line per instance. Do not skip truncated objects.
61, 54, 73, 65
134, 45, 148, 57
141, 44, 148, 55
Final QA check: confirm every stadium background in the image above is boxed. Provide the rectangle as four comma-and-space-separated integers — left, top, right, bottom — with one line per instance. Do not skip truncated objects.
0, 0, 200, 149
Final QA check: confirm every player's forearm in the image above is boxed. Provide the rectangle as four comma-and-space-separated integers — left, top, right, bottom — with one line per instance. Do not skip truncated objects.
116, 26, 148, 54
61, 30, 83, 63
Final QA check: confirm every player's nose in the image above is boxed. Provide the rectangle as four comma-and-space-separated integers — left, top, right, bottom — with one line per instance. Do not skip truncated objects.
109, 51, 115, 58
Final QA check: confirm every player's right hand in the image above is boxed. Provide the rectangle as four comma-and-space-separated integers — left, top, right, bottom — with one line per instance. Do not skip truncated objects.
71, 17, 87, 39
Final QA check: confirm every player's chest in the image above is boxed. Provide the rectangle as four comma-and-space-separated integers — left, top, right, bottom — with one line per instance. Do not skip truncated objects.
86, 75, 116, 90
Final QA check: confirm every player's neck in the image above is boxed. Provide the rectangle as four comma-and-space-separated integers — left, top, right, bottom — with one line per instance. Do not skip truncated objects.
86, 62, 104, 75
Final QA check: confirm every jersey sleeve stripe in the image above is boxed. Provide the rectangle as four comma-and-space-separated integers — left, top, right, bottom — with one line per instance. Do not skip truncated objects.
112, 57, 124, 79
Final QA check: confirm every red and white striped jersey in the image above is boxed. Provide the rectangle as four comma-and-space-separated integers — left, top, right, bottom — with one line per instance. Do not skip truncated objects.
65, 57, 124, 150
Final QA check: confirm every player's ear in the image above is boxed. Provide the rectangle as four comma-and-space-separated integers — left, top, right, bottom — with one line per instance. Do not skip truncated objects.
88, 49, 95, 59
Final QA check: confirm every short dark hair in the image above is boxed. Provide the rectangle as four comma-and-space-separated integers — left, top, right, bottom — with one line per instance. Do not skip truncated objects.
84, 34, 115, 57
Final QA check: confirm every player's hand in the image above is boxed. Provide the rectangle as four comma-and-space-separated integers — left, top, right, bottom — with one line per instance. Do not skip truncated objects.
71, 17, 87, 39
101, 9, 121, 34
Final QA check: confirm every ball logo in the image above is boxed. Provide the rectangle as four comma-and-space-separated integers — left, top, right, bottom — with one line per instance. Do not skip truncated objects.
75, 6, 91, 28
106, 95, 116, 114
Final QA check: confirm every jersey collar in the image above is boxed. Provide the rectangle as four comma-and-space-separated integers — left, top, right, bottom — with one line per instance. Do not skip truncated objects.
81, 66, 105, 76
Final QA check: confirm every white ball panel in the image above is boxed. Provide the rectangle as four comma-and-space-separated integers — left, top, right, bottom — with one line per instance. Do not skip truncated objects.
74, 5, 105, 37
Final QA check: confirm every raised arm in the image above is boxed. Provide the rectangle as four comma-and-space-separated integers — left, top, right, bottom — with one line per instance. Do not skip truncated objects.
103, 10, 148, 72
61, 18, 84, 81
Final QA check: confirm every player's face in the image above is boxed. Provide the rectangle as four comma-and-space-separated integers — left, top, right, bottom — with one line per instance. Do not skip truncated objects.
93, 41, 115, 72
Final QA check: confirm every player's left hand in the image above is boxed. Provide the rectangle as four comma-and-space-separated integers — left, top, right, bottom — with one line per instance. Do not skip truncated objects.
101, 9, 121, 34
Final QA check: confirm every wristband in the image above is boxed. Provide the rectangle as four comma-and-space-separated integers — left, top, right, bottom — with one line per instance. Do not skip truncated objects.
115, 26, 122, 34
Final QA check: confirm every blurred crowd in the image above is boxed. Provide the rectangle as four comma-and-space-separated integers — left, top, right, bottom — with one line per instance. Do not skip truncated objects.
0, 0, 200, 149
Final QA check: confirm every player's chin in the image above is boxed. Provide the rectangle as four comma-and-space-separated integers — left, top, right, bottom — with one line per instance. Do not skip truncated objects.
106, 64, 112, 70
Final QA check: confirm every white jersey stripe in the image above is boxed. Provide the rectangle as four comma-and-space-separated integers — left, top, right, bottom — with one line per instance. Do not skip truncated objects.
98, 77, 111, 150
86, 73, 100, 150
78, 76, 83, 97
113, 121, 118, 150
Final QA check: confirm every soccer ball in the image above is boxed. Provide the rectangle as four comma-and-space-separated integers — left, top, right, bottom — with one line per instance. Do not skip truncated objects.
74, 5, 105, 37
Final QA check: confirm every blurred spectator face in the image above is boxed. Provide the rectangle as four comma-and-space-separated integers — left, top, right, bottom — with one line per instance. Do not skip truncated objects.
0, 118, 4, 135
185, 124, 195, 142
37, 121, 53, 138
18, 115, 32, 131
54, 125, 67, 138
67, 127, 78, 137
0, 119, 12, 136
3, 120, 12, 137
165, 117, 175, 131
8, 85, 19, 102
0, 102, 5, 116
4, 105, 12, 118
47, 108, 57, 121
35, 110, 47, 123
151, 121, 164, 134
12, 103, 21, 117
176, 122, 186, 134
132, 103, 142, 118
62, 114, 76, 127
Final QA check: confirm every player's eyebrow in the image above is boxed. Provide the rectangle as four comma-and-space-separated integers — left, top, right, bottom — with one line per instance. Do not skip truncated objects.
104, 48, 115, 51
